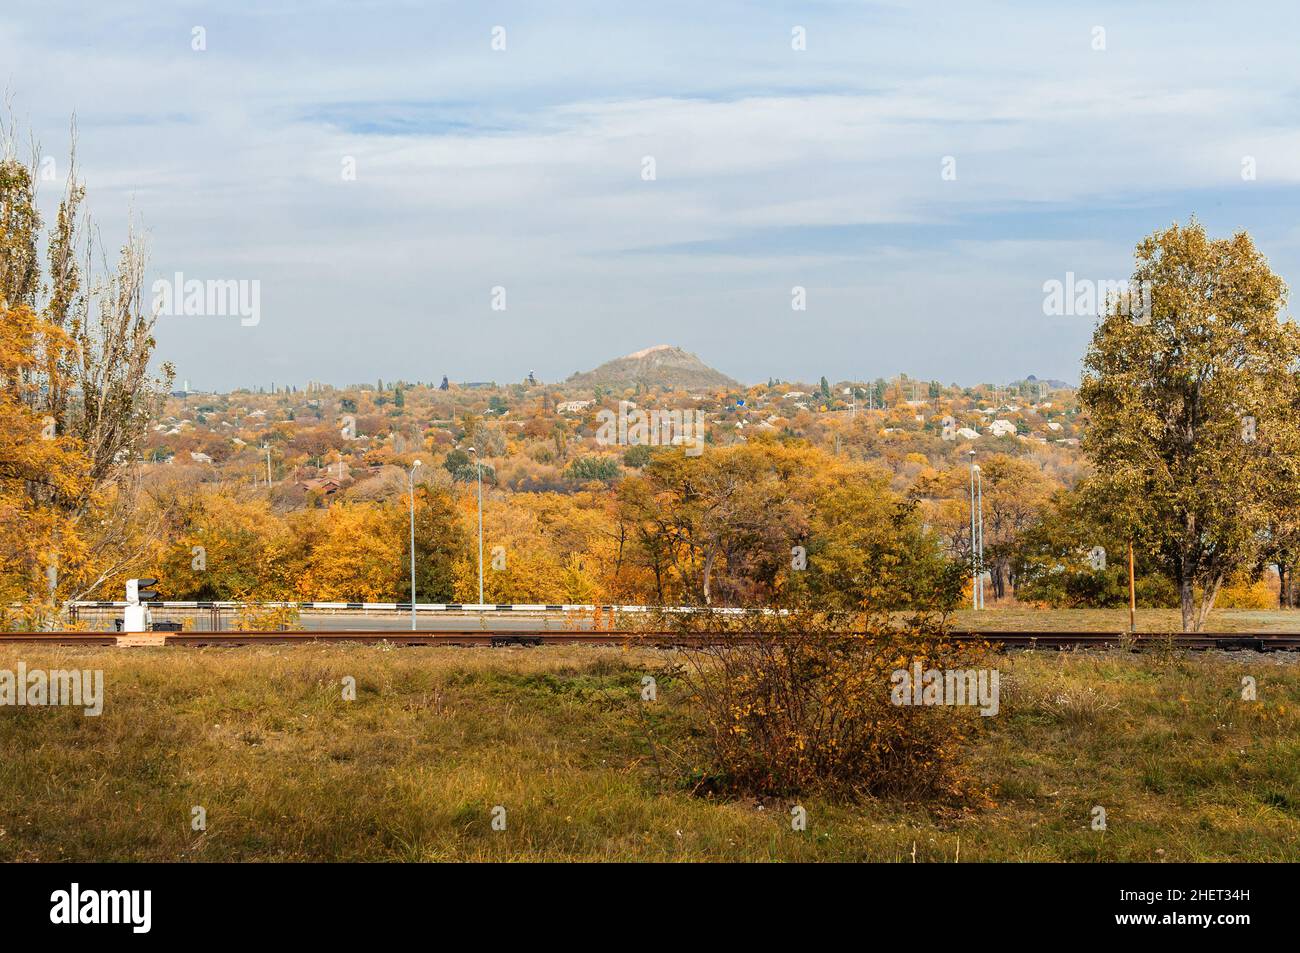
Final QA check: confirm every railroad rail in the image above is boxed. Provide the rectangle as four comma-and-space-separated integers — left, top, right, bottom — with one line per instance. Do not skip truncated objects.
1, 630, 1299, 651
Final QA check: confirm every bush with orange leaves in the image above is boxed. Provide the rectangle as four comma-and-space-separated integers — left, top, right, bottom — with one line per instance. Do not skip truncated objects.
661, 604, 994, 805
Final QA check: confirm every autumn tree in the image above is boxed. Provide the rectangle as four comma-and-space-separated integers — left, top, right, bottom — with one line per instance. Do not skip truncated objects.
967, 454, 1054, 600
404, 486, 465, 602
794, 465, 960, 613
299, 503, 404, 602
144, 485, 298, 601
2, 117, 172, 609
1080, 221, 1300, 631
616, 440, 818, 605
0, 304, 89, 623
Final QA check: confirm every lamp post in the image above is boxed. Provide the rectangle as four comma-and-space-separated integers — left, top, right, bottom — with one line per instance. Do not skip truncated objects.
974, 463, 985, 609
469, 446, 484, 606
967, 447, 977, 605
409, 459, 422, 630
972, 447, 987, 608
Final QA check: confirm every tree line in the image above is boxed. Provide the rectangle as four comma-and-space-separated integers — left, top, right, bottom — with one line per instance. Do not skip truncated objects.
4, 116, 1299, 630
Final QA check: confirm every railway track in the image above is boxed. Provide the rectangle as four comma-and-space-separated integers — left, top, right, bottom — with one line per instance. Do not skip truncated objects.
1, 629, 1299, 651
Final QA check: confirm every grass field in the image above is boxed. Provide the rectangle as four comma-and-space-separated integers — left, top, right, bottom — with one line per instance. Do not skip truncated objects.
951, 606, 1300, 633
1, 641, 1297, 861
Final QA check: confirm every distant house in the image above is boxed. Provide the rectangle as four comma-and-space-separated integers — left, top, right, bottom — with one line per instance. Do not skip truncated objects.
189, 451, 214, 464
298, 477, 343, 497
956, 427, 981, 440
556, 400, 595, 414
988, 419, 1016, 437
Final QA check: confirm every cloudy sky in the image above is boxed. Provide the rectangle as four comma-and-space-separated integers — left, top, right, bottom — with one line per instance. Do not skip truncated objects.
4, 1, 1299, 391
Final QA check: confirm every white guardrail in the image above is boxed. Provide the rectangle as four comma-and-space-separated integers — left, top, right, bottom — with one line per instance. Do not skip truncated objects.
66, 602, 762, 614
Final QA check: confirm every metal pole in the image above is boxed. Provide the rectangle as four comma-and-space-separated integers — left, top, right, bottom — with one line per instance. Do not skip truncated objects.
969, 455, 977, 611
265, 446, 272, 487
1128, 540, 1137, 633
410, 476, 417, 630
476, 461, 484, 605
976, 466, 985, 609
469, 447, 484, 605
409, 460, 422, 630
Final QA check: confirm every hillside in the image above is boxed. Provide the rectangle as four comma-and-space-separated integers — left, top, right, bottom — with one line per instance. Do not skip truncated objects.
565, 345, 739, 391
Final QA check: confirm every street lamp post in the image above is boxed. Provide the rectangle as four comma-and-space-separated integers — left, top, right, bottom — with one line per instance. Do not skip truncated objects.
975, 463, 985, 609
968, 450, 980, 610
409, 459, 422, 630
469, 446, 484, 605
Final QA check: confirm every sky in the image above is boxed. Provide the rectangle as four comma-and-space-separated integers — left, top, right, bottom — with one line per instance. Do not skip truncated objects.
4, 1, 1300, 391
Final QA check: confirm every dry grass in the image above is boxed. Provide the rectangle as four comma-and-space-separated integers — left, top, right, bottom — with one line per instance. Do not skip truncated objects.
950, 606, 1300, 633
0, 642, 1296, 861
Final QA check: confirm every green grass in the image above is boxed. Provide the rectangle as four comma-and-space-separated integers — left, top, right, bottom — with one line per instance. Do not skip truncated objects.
0, 643, 1297, 861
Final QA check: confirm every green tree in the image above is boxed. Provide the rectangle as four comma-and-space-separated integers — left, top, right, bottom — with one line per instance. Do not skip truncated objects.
622, 444, 653, 469
443, 448, 469, 476
796, 470, 960, 613
565, 455, 621, 483
1013, 485, 1177, 609
402, 486, 465, 602
1080, 221, 1300, 630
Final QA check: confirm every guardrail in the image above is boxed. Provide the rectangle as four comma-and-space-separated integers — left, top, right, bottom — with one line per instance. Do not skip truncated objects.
64, 601, 769, 631
62, 601, 771, 633
65, 602, 761, 612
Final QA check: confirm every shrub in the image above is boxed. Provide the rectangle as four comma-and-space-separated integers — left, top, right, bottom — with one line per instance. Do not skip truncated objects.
232, 603, 301, 631
658, 606, 993, 804
1216, 576, 1274, 609
564, 455, 621, 483
622, 444, 653, 469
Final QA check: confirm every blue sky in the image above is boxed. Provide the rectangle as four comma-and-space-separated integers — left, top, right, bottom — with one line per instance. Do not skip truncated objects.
5, 1, 1299, 390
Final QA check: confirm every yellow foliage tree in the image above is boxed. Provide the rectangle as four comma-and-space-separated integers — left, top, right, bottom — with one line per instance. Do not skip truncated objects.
299, 503, 404, 602
0, 304, 90, 625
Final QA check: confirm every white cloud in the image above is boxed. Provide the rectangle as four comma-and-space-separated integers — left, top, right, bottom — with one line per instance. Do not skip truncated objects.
4, 0, 1298, 388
